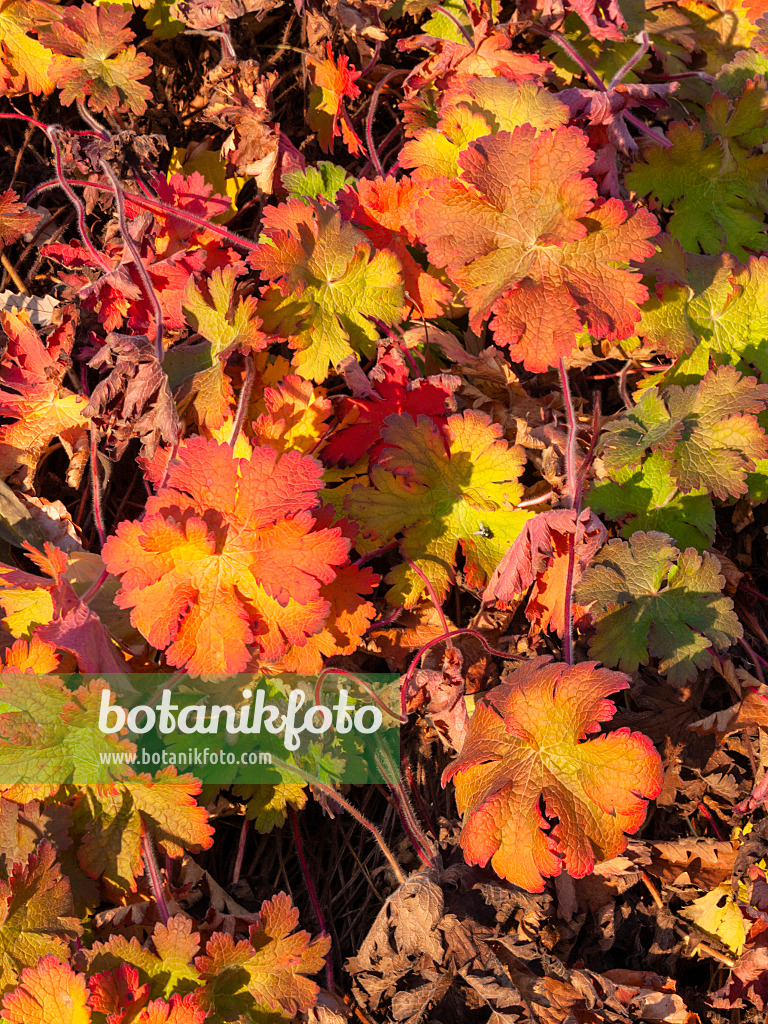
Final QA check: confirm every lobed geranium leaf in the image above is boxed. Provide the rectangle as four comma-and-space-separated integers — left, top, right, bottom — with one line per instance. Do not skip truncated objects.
0, 954, 89, 1023
601, 365, 768, 499
346, 410, 531, 606
307, 43, 363, 156
587, 451, 716, 551
576, 531, 743, 685
249, 200, 404, 381
0, 1, 60, 98
442, 657, 663, 892
627, 80, 768, 259
0, 842, 81, 992
39, 2, 153, 114
415, 126, 658, 371
74, 771, 213, 891
195, 891, 331, 1020
102, 437, 350, 677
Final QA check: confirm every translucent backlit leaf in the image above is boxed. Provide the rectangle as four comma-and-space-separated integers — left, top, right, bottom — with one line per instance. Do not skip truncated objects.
443, 657, 663, 891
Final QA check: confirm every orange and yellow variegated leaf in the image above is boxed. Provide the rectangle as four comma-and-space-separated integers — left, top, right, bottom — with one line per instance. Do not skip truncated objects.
195, 891, 330, 1018
103, 437, 350, 678
0, 843, 82, 991
1, 636, 59, 673
250, 375, 332, 455
0, 311, 89, 487
0, 1, 61, 98
443, 657, 663, 892
307, 43, 363, 155
0, 955, 89, 1024
339, 176, 452, 317
414, 126, 658, 371
77, 773, 213, 891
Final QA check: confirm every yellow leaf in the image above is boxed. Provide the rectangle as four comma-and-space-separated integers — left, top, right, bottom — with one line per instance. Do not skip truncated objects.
0, 1, 60, 97
680, 882, 748, 955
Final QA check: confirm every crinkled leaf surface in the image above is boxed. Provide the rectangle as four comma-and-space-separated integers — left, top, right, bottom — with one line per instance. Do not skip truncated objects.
74, 772, 213, 892
442, 657, 663, 892
307, 43, 363, 155
415, 126, 658, 370
39, 3, 153, 114
195, 891, 331, 1019
0, 1, 60, 97
0, 954, 89, 1024
346, 410, 531, 605
0, 842, 81, 992
576, 531, 743, 685
627, 82, 768, 259
587, 451, 716, 551
102, 437, 350, 677
249, 200, 404, 381
600, 365, 768, 499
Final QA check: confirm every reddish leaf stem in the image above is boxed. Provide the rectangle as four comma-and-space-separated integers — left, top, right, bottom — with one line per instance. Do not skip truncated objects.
46, 128, 112, 271
89, 424, 106, 548
288, 806, 334, 990
559, 358, 578, 664
313, 667, 407, 724
401, 628, 520, 718
99, 158, 165, 364
406, 559, 454, 649
607, 31, 649, 90
434, 5, 475, 44
141, 825, 170, 925
25, 178, 259, 253
696, 801, 725, 841
270, 757, 406, 884
229, 354, 254, 449
365, 70, 407, 177
81, 568, 109, 605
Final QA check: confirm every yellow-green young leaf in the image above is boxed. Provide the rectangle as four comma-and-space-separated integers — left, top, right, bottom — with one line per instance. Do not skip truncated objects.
680, 882, 748, 955
195, 891, 331, 1020
637, 240, 768, 364
442, 657, 663, 892
0, 842, 81, 992
73, 770, 213, 892
587, 451, 716, 551
401, 78, 568, 180
248, 199, 404, 381
234, 783, 307, 833
600, 365, 768, 499
576, 531, 743, 686
86, 914, 200, 1001
627, 79, 768, 260
182, 267, 266, 358
346, 410, 531, 606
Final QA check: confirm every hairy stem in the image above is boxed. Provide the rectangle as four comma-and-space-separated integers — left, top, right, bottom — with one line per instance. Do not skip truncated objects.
366, 70, 407, 177
407, 559, 454, 649
270, 757, 406, 885
288, 806, 334, 990
99, 158, 165, 363
229, 354, 255, 449
559, 358, 578, 664
141, 825, 170, 925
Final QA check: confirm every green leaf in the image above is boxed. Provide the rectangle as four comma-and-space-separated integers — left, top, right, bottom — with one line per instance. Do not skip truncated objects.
250, 200, 404, 381
627, 81, 768, 259
282, 162, 354, 204
587, 452, 715, 551
601, 365, 768, 499
346, 410, 531, 606
576, 531, 742, 686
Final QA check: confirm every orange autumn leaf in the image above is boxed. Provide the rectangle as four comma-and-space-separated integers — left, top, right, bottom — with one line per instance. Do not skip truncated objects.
0, 0, 61, 99
339, 176, 452, 317
415, 126, 658, 371
443, 657, 663, 892
0, 311, 89, 487
1, 635, 59, 673
0, 956, 89, 1023
307, 43, 364, 155
102, 437, 351, 678
250, 374, 332, 455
